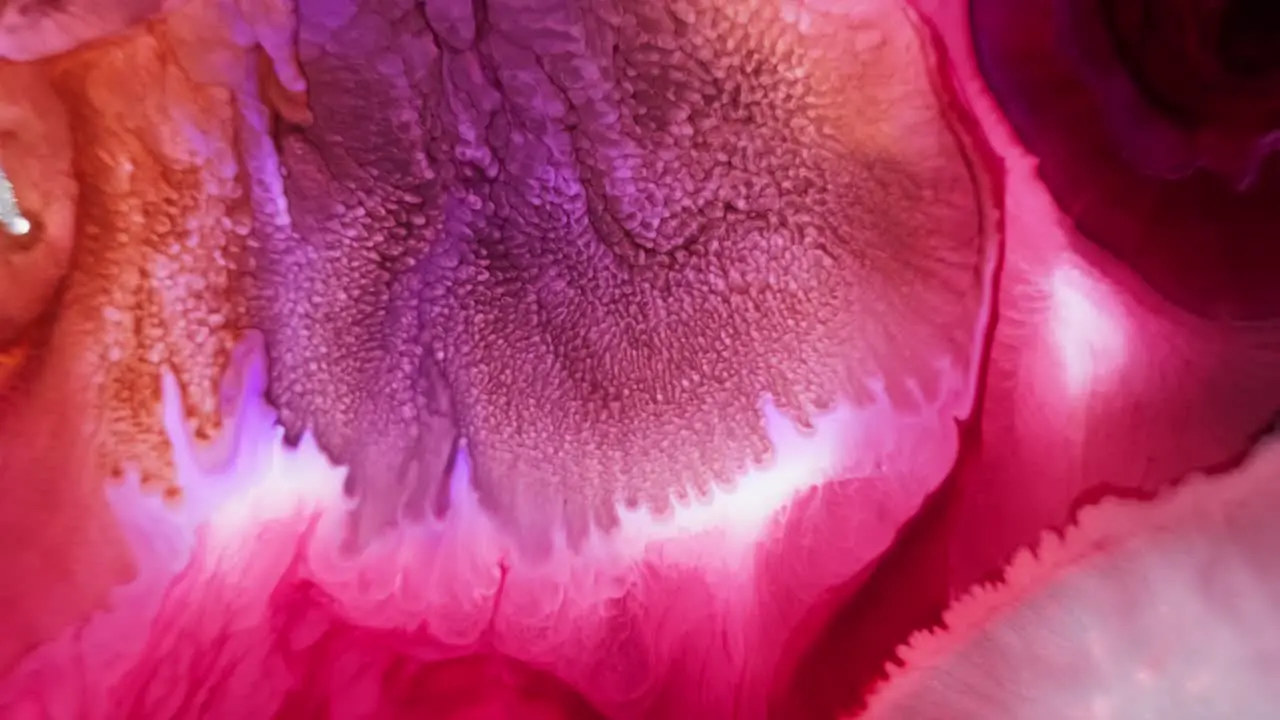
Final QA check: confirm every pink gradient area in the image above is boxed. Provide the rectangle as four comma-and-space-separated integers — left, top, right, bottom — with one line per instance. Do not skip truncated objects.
779, 0, 1280, 713
909, 0, 1280, 595
859, 433, 1280, 719
0, 324, 963, 718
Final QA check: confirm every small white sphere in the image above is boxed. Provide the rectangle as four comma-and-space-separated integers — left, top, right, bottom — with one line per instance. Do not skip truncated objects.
5, 215, 30, 236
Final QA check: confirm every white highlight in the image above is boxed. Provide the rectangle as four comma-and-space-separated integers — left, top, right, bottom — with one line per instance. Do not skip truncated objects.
612, 398, 853, 549
1050, 263, 1129, 395
0, 167, 29, 236
4, 215, 29, 236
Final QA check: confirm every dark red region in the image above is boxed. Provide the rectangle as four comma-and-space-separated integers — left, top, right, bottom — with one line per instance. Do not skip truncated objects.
972, 0, 1280, 321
